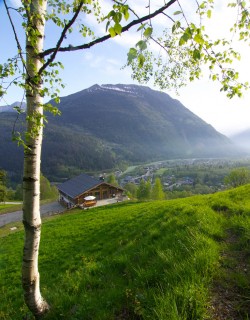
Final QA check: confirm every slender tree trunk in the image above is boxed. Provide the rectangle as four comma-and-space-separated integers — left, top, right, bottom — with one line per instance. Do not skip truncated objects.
22, 0, 49, 317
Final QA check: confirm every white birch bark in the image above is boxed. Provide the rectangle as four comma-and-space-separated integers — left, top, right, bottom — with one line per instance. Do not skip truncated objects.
22, 0, 49, 317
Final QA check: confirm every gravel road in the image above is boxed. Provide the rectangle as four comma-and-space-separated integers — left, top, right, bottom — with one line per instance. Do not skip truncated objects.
0, 201, 65, 227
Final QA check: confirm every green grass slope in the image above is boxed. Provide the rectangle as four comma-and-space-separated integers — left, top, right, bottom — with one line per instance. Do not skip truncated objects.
0, 203, 22, 215
0, 186, 249, 319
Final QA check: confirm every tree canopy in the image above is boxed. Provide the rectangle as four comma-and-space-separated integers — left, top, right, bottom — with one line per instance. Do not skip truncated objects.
106, 173, 119, 186
0, 170, 7, 202
224, 167, 250, 188
152, 177, 165, 200
1, 0, 250, 112
137, 179, 151, 200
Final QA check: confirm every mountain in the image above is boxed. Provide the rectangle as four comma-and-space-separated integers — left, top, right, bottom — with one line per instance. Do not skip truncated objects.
0, 84, 240, 182
47, 84, 236, 158
0, 101, 26, 113
230, 129, 250, 152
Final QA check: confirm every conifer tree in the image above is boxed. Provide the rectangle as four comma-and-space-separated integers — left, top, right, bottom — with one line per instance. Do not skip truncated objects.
137, 179, 151, 200
107, 173, 119, 186
152, 177, 165, 200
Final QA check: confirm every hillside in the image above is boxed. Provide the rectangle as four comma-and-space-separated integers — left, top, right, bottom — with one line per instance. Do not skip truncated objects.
0, 101, 26, 113
0, 186, 249, 319
0, 84, 241, 182
49, 84, 235, 160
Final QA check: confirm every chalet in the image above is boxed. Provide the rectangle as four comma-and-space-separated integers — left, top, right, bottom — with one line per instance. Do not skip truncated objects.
58, 173, 124, 207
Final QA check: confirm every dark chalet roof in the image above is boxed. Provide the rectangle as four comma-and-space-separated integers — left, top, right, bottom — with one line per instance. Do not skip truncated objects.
57, 173, 123, 199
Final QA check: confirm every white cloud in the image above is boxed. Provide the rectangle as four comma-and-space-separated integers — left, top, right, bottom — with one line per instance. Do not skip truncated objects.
111, 31, 141, 48
82, 52, 122, 72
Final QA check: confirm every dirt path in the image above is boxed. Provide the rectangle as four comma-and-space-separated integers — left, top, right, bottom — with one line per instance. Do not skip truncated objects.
208, 230, 250, 319
0, 201, 65, 227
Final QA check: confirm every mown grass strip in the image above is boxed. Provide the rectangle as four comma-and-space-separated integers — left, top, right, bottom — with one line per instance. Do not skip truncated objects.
0, 203, 22, 215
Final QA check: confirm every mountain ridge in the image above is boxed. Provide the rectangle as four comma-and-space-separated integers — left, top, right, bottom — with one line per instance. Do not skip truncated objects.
0, 101, 26, 113
0, 84, 242, 182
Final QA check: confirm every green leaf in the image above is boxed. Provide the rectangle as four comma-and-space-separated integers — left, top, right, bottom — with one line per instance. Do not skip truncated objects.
123, 9, 129, 20
137, 23, 146, 31
193, 49, 201, 60
120, 4, 129, 20
13, 106, 24, 114
136, 40, 147, 51
107, 10, 115, 19
113, 12, 122, 24
114, 23, 122, 35
106, 21, 110, 32
199, 2, 204, 9
173, 11, 182, 15
194, 33, 204, 44
143, 27, 153, 39
127, 47, 137, 63
207, 9, 212, 18
172, 20, 181, 33
179, 33, 189, 45
179, 37, 185, 46
108, 27, 116, 37
138, 54, 145, 68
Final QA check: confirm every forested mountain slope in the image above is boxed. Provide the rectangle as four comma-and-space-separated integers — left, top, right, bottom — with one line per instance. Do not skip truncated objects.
49, 84, 233, 158
0, 84, 240, 182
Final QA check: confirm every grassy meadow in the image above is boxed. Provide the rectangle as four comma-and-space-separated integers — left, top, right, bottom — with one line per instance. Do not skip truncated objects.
0, 203, 22, 215
0, 186, 249, 319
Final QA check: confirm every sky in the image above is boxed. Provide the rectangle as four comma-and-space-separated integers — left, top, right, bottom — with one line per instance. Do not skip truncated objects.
1, 0, 250, 136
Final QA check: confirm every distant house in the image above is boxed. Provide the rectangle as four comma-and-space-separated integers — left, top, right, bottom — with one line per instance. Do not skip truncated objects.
58, 173, 124, 208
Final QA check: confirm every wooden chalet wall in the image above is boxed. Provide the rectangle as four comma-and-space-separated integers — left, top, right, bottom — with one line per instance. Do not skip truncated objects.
75, 183, 123, 205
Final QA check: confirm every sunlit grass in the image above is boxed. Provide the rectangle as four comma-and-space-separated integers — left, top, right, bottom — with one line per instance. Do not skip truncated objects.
0, 203, 22, 215
0, 185, 250, 319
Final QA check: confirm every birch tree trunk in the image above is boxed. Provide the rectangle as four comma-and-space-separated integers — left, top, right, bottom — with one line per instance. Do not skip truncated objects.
22, 0, 49, 317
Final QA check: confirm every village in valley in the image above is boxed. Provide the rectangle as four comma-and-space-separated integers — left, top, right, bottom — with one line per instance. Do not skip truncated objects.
2, 157, 250, 209
115, 157, 250, 197
42, 156, 250, 210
